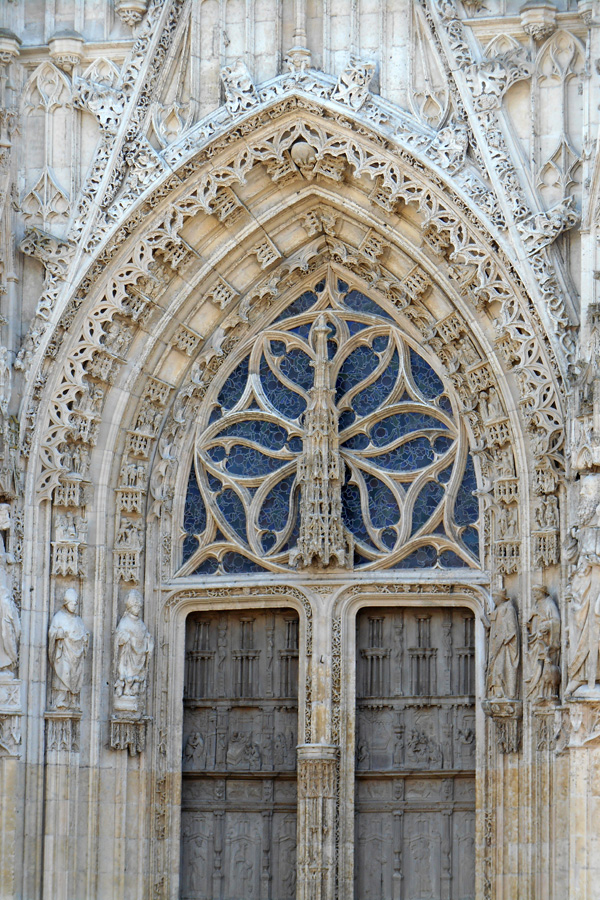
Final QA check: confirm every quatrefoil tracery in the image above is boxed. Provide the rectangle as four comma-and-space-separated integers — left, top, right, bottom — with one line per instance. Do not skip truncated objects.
182, 276, 480, 575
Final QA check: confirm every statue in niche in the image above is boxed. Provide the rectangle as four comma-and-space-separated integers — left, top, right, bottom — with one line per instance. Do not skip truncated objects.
184, 732, 206, 769
526, 587, 561, 701
356, 735, 370, 769
274, 731, 287, 768
0, 585, 20, 679
486, 591, 520, 700
48, 588, 90, 709
0, 346, 11, 418
113, 589, 154, 712
0, 503, 14, 591
566, 556, 600, 696
575, 476, 600, 561
480, 385, 503, 421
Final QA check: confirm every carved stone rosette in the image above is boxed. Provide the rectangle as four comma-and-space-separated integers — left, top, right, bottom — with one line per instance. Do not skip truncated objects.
483, 700, 523, 754
296, 744, 338, 900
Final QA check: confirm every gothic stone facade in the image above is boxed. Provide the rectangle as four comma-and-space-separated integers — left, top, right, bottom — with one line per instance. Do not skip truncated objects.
0, 0, 599, 898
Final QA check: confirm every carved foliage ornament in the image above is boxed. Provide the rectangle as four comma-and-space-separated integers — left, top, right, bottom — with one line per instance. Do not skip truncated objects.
32, 113, 565, 501
181, 275, 480, 576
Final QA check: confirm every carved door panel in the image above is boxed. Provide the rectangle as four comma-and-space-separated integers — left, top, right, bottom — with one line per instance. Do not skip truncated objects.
181, 609, 299, 900
355, 607, 476, 900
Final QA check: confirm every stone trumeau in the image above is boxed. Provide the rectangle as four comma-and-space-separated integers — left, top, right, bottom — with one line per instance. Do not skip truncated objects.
1, 0, 600, 898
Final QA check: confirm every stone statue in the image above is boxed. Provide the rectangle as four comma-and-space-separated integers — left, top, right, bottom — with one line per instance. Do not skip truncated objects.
113, 589, 154, 711
576, 476, 600, 562
0, 502, 14, 591
486, 591, 520, 700
566, 556, 600, 696
0, 345, 12, 418
48, 588, 90, 709
0, 585, 20, 679
526, 586, 560, 701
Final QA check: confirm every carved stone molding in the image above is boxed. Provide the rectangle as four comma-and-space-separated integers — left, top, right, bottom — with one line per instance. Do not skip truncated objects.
44, 709, 81, 753
0, 678, 21, 757
110, 715, 148, 756
483, 699, 523, 753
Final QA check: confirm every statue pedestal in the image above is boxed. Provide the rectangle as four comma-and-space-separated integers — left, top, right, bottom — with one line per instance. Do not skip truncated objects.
110, 713, 148, 756
483, 699, 522, 753
0, 677, 21, 758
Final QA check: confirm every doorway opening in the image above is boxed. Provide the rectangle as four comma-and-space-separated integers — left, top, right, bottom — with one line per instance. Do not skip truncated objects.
354, 605, 476, 900
180, 608, 299, 900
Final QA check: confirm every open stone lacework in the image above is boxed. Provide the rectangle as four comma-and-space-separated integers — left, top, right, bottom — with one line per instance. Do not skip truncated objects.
181, 278, 480, 575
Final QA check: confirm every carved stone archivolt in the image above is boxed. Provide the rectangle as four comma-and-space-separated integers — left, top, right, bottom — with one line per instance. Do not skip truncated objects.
4, 2, 587, 897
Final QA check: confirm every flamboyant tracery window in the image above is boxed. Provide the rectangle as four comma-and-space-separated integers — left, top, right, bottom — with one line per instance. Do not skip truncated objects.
180, 276, 480, 575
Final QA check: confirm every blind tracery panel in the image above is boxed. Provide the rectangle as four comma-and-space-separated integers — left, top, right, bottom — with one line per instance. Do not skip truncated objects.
181, 278, 480, 575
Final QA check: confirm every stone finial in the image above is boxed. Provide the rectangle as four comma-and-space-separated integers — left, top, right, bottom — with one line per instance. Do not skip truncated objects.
520, 1, 558, 40
48, 30, 85, 72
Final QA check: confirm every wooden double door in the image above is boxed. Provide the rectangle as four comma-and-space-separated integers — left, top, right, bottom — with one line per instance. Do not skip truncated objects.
180, 605, 476, 900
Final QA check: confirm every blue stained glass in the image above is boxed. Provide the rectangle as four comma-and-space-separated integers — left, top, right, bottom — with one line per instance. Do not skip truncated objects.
412, 481, 445, 533
365, 474, 399, 528
217, 489, 247, 541
342, 432, 370, 451
439, 549, 468, 568
353, 350, 399, 416
183, 533, 199, 562
208, 446, 226, 463
337, 279, 349, 293
274, 290, 318, 322
462, 525, 480, 557
183, 285, 482, 574
454, 455, 479, 526
438, 395, 453, 414
338, 409, 355, 430
396, 545, 438, 568
183, 468, 207, 542
336, 345, 380, 401
207, 472, 222, 492
192, 556, 219, 576
343, 289, 393, 320
223, 552, 266, 573
381, 527, 396, 549
291, 323, 312, 339
220, 444, 286, 476
279, 346, 314, 390
260, 357, 306, 419
409, 348, 444, 399
372, 335, 388, 353
259, 474, 296, 533
218, 356, 249, 410
370, 435, 436, 471
281, 507, 301, 552
437, 463, 453, 484
341, 481, 373, 546
262, 531, 277, 552
288, 435, 302, 453
434, 436, 453, 455
370, 411, 447, 446
346, 319, 369, 335
217, 419, 290, 451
